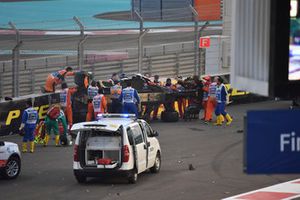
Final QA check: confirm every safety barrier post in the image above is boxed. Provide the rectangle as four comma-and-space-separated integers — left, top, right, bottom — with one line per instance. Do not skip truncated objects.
30, 69, 35, 94
73, 17, 88, 70
0, 72, 3, 100
148, 57, 152, 76
198, 21, 209, 76
135, 10, 149, 74
9, 22, 22, 97
175, 53, 180, 77
120, 61, 124, 74
190, 5, 199, 76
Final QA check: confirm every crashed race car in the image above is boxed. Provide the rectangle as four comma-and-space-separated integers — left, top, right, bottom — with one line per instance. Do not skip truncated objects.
0, 71, 257, 137
71, 72, 203, 123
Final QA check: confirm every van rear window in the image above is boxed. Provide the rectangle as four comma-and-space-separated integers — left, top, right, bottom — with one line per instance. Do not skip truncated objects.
82, 129, 120, 137
127, 125, 144, 145
126, 128, 134, 145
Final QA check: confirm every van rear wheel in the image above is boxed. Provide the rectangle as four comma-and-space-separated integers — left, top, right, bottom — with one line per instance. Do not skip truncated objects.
128, 170, 138, 184
75, 174, 86, 184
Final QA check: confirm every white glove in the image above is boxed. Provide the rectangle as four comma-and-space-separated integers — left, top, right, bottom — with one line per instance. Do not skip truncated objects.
19, 123, 25, 131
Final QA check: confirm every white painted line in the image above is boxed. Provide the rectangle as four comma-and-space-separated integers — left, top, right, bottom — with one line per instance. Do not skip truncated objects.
45, 31, 95, 35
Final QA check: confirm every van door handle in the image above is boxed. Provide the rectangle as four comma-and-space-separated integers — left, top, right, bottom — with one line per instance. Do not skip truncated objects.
143, 144, 147, 149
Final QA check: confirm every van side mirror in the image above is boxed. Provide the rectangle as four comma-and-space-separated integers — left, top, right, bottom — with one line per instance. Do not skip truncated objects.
152, 131, 159, 137
0, 141, 4, 146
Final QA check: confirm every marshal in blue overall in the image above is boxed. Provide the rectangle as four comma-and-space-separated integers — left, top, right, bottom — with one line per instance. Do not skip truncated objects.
19, 100, 39, 153
119, 81, 140, 117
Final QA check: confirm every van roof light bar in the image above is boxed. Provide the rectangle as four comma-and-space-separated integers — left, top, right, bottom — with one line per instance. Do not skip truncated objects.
97, 114, 136, 120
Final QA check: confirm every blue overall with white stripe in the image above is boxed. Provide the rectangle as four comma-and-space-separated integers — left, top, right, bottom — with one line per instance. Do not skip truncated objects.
119, 87, 140, 117
215, 84, 228, 116
21, 107, 39, 142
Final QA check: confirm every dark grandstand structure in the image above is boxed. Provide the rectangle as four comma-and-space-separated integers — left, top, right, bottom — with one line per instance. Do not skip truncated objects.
131, 0, 222, 21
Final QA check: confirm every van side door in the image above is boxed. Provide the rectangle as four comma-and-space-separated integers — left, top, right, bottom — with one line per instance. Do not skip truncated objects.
130, 123, 147, 173
141, 121, 157, 168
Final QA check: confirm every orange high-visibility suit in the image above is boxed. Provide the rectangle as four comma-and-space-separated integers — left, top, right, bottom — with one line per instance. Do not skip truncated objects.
60, 87, 77, 126
86, 85, 99, 122
176, 83, 186, 118
202, 84, 209, 120
45, 70, 75, 92
92, 94, 107, 119
152, 80, 163, 119
205, 82, 217, 121
201, 76, 211, 121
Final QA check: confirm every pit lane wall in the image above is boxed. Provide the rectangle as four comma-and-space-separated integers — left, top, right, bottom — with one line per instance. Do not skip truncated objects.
0, 93, 60, 137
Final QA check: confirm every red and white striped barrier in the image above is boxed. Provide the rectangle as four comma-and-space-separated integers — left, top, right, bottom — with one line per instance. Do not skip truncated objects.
224, 179, 300, 200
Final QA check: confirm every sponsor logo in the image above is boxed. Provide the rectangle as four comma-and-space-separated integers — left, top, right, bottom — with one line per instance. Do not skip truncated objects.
280, 131, 300, 152
5, 105, 49, 126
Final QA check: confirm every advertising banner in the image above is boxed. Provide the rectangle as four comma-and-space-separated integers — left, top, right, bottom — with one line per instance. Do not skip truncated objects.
0, 94, 60, 137
246, 110, 300, 173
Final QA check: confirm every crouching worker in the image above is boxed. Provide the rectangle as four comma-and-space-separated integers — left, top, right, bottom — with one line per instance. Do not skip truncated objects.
44, 67, 74, 93
44, 105, 60, 147
19, 100, 39, 153
119, 81, 140, 117
214, 77, 233, 126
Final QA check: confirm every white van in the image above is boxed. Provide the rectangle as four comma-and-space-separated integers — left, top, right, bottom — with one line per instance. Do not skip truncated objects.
71, 114, 161, 184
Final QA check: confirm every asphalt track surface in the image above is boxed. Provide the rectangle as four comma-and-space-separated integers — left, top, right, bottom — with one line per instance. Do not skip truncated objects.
0, 100, 299, 200
0, 29, 221, 60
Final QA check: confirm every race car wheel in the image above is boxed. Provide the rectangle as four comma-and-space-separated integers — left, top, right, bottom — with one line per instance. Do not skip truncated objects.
128, 170, 138, 184
150, 152, 161, 173
3, 156, 21, 179
161, 111, 179, 122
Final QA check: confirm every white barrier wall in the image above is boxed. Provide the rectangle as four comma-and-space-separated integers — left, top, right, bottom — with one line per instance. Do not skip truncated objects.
231, 0, 270, 96
205, 35, 230, 75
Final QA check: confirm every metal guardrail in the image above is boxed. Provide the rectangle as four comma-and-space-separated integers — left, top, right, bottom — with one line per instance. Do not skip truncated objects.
0, 51, 196, 98
0, 41, 195, 73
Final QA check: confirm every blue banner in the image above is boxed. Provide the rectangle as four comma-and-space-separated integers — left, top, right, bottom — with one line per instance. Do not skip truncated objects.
246, 110, 300, 173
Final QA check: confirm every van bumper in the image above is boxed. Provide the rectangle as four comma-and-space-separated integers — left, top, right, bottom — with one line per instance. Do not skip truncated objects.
74, 168, 132, 178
